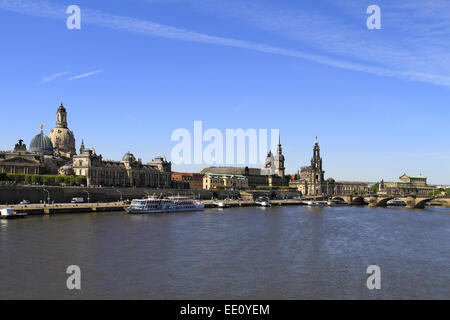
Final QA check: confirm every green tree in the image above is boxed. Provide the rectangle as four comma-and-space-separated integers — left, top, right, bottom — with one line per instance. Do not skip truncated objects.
69, 177, 76, 185
370, 183, 379, 195
55, 176, 65, 184
31, 175, 41, 184
46, 176, 55, 185
75, 176, 86, 186
41, 176, 49, 185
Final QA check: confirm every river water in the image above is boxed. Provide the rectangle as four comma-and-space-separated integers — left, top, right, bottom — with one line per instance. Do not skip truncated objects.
0, 206, 449, 299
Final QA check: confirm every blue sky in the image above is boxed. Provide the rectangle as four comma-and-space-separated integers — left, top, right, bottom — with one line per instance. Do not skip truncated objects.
0, 0, 449, 184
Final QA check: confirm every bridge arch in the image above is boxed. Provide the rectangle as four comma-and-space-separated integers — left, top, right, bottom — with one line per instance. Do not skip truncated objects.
413, 198, 433, 209
376, 197, 394, 207
351, 196, 366, 206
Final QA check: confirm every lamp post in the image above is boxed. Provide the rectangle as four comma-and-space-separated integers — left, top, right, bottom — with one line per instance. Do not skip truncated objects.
83, 190, 90, 203
43, 188, 50, 204
116, 189, 123, 201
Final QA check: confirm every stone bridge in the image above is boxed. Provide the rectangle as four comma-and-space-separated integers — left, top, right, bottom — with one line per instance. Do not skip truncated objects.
333, 194, 436, 209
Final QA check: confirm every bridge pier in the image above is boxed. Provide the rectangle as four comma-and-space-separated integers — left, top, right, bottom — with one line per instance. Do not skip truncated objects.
368, 196, 378, 208
405, 196, 416, 209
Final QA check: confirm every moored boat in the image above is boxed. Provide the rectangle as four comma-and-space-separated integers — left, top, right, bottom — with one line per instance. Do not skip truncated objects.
0, 208, 27, 219
124, 196, 204, 214
255, 196, 271, 207
387, 198, 406, 206
213, 201, 230, 208
305, 200, 327, 207
327, 199, 348, 206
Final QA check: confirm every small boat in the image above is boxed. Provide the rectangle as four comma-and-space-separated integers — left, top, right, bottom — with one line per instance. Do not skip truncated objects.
305, 200, 327, 207
255, 197, 271, 207
327, 199, 348, 206
125, 196, 205, 214
0, 208, 27, 219
213, 201, 229, 208
387, 198, 406, 206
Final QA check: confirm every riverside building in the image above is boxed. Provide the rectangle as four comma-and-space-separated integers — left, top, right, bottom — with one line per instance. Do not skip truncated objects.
378, 174, 434, 196
72, 143, 172, 188
0, 101, 174, 188
289, 138, 369, 196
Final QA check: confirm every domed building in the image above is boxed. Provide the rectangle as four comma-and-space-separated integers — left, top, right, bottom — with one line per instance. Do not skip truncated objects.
49, 102, 76, 158
72, 146, 172, 187
29, 124, 54, 156
122, 152, 136, 164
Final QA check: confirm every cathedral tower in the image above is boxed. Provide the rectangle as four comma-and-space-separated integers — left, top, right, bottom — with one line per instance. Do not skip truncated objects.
274, 135, 285, 178
309, 136, 325, 195
49, 101, 76, 157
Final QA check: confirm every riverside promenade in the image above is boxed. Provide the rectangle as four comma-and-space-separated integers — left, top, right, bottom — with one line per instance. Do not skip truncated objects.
0, 199, 307, 215
0, 202, 126, 215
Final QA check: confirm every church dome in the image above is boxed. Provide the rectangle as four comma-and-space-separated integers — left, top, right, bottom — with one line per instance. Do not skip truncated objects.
30, 131, 54, 156
122, 152, 136, 163
49, 127, 76, 155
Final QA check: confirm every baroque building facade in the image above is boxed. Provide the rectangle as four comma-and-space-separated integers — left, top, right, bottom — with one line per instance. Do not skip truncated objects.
0, 101, 175, 189
0, 139, 46, 174
290, 137, 328, 196
290, 138, 368, 196
72, 143, 172, 188
378, 174, 434, 196
202, 172, 248, 190
201, 136, 287, 188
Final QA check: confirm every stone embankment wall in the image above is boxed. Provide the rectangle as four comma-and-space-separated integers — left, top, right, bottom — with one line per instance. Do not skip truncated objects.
0, 185, 301, 204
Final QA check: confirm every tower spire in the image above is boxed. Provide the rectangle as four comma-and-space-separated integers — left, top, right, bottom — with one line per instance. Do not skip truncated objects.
277, 133, 282, 154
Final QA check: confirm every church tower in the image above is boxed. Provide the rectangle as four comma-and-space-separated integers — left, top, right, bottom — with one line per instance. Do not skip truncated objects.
274, 135, 285, 178
56, 102, 68, 128
49, 101, 76, 157
309, 137, 325, 195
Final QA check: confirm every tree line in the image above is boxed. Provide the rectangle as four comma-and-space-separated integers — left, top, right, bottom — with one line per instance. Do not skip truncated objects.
0, 173, 86, 186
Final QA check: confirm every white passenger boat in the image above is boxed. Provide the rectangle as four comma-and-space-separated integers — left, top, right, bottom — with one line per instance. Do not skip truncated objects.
0, 208, 27, 219
387, 198, 406, 206
305, 200, 327, 207
124, 196, 205, 214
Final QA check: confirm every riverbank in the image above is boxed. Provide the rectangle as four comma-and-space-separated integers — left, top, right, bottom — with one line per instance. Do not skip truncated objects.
0, 185, 302, 205
0, 199, 307, 215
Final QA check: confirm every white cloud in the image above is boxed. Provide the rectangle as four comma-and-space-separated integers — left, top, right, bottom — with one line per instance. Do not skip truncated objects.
67, 70, 104, 81
2, 0, 450, 87
40, 71, 69, 83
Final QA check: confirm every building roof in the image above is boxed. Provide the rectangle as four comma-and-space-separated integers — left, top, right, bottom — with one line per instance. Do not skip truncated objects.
30, 132, 54, 155
401, 174, 427, 179
204, 172, 247, 179
122, 152, 136, 162
200, 166, 262, 176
